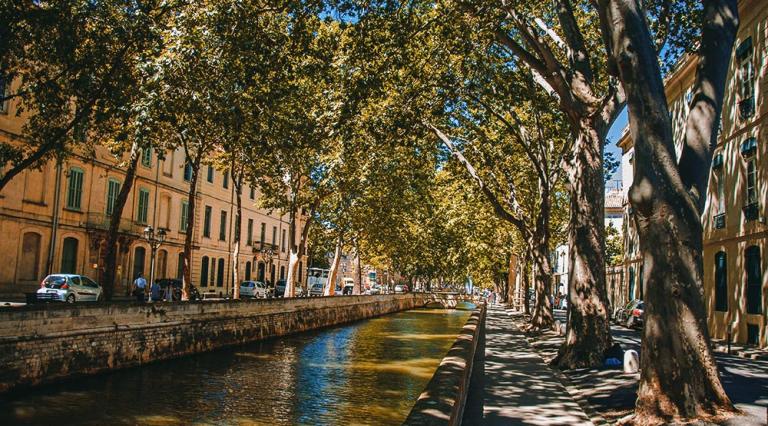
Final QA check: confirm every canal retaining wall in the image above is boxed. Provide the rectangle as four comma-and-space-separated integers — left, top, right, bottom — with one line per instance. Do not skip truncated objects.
0, 294, 428, 393
404, 304, 487, 426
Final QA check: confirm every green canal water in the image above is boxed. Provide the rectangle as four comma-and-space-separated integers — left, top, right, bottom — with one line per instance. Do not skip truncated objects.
0, 308, 470, 425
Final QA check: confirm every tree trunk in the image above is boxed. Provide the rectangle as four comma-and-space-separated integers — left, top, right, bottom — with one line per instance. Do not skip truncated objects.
522, 252, 531, 315
102, 142, 140, 300
325, 234, 343, 296
555, 127, 614, 369
232, 174, 242, 300
530, 241, 555, 330
356, 238, 362, 295
285, 204, 299, 298
602, 0, 738, 421
182, 157, 200, 301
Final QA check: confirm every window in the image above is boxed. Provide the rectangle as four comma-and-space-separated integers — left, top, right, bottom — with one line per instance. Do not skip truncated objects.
184, 162, 193, 182
737, 37, 755, 120
106, 179, 121, 216
245, 261, 252, 281
177, 253, 184, 279
19, 232, 41, 281
60, 237, 79, 274
217, 258, 225, 287
207, 166, 214, 183
180, 200, 189, 232
628, 266, 635, 301
141, 149, 152, 168
746, 158, 757, 205
715, 251, 728, 312
201, 256, 209, 287
260, 223, 266, 245
258, 262, 265, 282
280, 266, 285, 280
162, 150, 174, 176
66, 167, 84, 210
219, 210, 227, 241
203, 206, 212, 238
247, 219, 253, 246
272, 226, 277, 246
223, 171, 229, 189
282, 229, 286, 252
137, 188, 150, 224
132, 246, 145, 279
746, 245, 762, 314
249, 187, 255, 200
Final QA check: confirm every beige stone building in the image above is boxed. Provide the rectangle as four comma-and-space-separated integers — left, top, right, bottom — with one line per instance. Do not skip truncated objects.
617, 0, 767, 346
0, 80, 307, 299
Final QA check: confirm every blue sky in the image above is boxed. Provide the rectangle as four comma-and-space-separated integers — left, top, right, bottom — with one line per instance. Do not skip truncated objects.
605, 107, 628, 190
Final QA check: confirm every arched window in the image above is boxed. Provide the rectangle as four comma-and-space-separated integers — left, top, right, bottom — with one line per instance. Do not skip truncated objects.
132, 246, 146, 279
61, 237, 79, 274
280, 266, 285, 280
19, 232, 41, 281
217, 258, 225, 287
245, 261, 251, 281
715, 251, 728, 312
200, 256, 209, 287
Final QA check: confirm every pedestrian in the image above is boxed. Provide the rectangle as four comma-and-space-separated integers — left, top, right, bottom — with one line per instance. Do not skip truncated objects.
164, 281, 174, 302
133, 273, 147, 303
150, 279, 162, 302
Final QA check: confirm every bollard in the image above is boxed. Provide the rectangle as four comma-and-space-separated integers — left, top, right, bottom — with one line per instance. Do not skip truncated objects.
623, 349, 639, 374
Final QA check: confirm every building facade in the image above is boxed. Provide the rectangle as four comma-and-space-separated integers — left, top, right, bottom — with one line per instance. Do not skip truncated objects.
617, 0, 767, 346
0, 81, 307, 299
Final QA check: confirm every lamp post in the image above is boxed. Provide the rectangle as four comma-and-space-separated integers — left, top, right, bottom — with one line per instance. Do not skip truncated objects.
143, 226, 166, 302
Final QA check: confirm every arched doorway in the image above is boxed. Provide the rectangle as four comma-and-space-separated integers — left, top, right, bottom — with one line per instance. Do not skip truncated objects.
245, 261, 251, 281
216, 258, 224, 287
19, 232, 42, 281
132, 246, 146, 280
157, 249, 168, 279
61, 237, 79, 274
257, 262, 265, 282
280, 266, 285, 281
200, 256, 209, 287
177, 253, 184, 279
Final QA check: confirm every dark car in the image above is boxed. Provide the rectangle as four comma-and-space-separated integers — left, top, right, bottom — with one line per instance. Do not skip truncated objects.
157, 278, 202, 301
274, 280, 286, 297
615, 299, 644, 329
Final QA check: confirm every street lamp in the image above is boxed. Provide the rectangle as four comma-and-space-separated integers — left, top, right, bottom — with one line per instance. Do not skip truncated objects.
143, 225, 166, 302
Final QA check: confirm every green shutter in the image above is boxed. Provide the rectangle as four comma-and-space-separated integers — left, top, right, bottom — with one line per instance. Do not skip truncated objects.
67, 168, 83, 210
137, 189, 149, 223
180, 200, 189, 232
106, 179, 120, 215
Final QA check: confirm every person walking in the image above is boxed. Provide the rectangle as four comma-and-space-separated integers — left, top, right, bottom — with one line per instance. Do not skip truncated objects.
133, 273, 147, 303
150, 279, 162, 302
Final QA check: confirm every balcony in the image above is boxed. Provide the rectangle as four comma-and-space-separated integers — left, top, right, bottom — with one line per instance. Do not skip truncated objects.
713, 213, 726, 229
739, 97, 755, 121
84, 212, 145, 235
743, 203, 759, 221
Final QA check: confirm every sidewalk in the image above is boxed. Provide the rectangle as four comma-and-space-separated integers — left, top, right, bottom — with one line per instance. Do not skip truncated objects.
468, 305, 593, 425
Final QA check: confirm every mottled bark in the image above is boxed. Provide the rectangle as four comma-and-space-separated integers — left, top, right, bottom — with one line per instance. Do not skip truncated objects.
601, 0, 738, 422
231, 169, 243, 300
325, 234, 343, 296
555, 127, 613, 369
530, 241, 555, 330
102, 142, 140, 300
181, 157, 200, 301
522, 251, 531, 315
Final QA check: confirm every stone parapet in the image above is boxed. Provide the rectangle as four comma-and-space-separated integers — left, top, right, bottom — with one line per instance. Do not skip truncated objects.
403, 304, 486, 426
0, 294, 427, 393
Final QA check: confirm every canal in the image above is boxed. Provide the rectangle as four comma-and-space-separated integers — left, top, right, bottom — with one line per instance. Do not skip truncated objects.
0, 308, 470, 425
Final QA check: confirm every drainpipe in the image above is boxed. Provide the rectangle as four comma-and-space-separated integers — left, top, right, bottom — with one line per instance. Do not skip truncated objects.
46, 159, 63, 275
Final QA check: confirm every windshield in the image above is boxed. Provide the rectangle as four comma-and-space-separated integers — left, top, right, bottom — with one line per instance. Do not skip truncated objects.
43, 275, 68, 289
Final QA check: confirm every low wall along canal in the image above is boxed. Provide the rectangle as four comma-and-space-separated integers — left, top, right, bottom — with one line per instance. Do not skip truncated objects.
0, 294, 430, 393
0, 302, 473, 425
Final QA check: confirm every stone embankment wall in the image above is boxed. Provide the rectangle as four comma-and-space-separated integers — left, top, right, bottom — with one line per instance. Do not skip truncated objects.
404, 304, 487, 426
0, 294, 427, 393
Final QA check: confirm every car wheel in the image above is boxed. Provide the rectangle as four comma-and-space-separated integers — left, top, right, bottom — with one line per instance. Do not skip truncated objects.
66, 294, 76, 303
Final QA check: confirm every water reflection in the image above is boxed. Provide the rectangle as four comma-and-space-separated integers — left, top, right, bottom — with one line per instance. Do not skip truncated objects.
0, 308, 469, 425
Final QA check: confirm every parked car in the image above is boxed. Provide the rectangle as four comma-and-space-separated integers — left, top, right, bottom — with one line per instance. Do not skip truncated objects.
157, 278, 202, 301
365, 285, 381, 295
342, 279, 355, 295
394, 284, 409, 294
309, 283, 324, 297
275, 280, 286, 297
615, 299, 644, 329
36, 274, 103, 303
240, 281, 269, 298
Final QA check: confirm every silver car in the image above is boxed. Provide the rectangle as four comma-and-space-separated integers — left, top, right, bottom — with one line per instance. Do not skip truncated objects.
36, 274, 103, 303
239, 281, 268, 298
